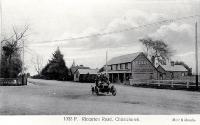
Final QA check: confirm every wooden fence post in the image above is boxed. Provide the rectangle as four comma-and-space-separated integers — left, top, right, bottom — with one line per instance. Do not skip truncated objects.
171, 80, 174, 88
147, 80, 149, 85
186, 81, 189, 89
158, 80, 160, 86
129, 79, 133, 86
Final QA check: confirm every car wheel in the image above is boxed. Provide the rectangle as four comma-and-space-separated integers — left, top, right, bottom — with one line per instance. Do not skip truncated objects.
111, 86, 116, 96
91, 87, 95, 95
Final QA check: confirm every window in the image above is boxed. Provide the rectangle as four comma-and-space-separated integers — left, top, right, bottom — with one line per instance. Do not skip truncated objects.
171, 72, 174, 79
110, 65, 113, 70
113, 65, 116, 70
76, 73, 79, 78
125, 63, 128, 69
116, 64, 119, 70
182, 72, 185, 76
120, 64, 123, 69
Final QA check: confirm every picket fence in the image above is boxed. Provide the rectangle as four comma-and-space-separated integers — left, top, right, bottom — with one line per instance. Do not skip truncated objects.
129, 79, 200, 89
0, 77, 27, 86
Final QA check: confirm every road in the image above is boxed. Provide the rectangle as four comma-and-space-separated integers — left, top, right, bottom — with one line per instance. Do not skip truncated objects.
1, 78, 200, 115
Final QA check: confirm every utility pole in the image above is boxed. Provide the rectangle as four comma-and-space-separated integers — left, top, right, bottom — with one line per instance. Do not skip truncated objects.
106, 49, 109, 80
195, 22, 199, 90
22, 40, 24, 75
0, 0, 2, 78
106, 50, 108, 75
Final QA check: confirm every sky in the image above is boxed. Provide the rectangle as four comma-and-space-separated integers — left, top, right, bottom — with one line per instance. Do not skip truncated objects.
1, 0, 200, 75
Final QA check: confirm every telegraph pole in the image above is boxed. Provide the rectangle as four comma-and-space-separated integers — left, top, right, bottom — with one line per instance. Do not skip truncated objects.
195, 22, 199, 90
106, 50, 108, 75
105, 49, 109, 80
0, 0, 2, 78
22, 40, 24, 74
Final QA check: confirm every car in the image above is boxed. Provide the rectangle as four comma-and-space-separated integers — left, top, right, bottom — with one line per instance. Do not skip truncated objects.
91, 81, 116, 96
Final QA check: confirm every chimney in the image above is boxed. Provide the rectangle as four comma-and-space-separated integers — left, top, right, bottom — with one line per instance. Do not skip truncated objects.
171, 61, 175, 66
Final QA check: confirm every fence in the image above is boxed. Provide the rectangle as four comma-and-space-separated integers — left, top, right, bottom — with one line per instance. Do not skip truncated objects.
129, 79, 200, 89
0, 77, 27, 86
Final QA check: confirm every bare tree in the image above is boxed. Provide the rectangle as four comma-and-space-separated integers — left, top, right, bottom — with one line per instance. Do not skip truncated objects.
31, 54, 44, 75
0, 25, 29, 78
2, 25, 29, 62
139, 37, 154, 57
139, 37, 173, 66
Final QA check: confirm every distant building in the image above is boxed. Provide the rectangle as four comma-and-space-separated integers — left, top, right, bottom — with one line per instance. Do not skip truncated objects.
157, 61, 188, 80
70, 65, 90, 75
69, 60, 90, 80
106, 52, 159, 84
74, 69, 98, 82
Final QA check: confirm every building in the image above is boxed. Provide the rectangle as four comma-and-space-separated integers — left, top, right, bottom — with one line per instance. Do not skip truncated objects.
69, 60, 90, 80
70, 65, 90, 74
157, 61, 188, 80
70, 60, 90, 75
106, 52, 160, 84
74, 69, 98, 82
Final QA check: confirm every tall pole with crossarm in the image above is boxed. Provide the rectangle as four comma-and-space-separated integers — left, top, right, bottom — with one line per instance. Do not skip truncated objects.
195, 22, 199, 90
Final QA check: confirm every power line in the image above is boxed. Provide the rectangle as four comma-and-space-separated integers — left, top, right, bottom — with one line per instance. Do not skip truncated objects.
24, 48, 35, 56
24, 46, 39, 56
32, 15, 200, 44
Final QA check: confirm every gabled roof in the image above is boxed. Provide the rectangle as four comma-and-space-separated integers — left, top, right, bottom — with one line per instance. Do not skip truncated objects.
158, 64, 188, 72
76, 69, 98, 74
71, 66, 90, 74
107, 52, 142, 65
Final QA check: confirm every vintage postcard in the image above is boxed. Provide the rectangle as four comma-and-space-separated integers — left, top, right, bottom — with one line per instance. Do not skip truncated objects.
0, 0, 200, 125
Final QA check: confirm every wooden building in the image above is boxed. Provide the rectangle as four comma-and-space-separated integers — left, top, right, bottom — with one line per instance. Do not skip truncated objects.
74, 69, 98, 82
107, 52, 159, 84
70, 62, 90, 80
157, 62, 188, 80
70, 65, 90, 75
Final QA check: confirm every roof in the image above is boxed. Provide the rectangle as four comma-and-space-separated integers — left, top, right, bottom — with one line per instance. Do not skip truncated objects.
107, 52, 142, 65
159, 64, 188, 72
76, 69, 98, 74
71, 66, 90, 74
107, 70, 131, 74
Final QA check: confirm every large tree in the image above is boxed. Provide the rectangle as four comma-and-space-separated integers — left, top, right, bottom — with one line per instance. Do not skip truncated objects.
139, 37, 173, 66
41, 47, 69, 80
31, 54, 44, 75
0, 53, 22, 78
0, 26, 28, 78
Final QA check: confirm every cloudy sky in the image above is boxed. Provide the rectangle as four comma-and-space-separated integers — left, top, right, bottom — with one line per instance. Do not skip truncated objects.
1, 0, 200, 75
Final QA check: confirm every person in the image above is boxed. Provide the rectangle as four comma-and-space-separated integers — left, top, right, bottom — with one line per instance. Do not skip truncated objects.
95, 74, 100, 86
101, 73, 110, 86
95, 73, 110, 87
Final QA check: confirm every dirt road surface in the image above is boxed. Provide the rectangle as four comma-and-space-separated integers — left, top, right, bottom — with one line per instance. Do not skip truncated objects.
1, 79, 200, 115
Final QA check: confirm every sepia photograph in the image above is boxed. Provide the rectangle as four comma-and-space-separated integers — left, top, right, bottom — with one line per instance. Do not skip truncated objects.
0, 0, 200, 118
